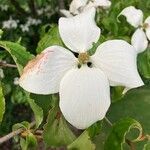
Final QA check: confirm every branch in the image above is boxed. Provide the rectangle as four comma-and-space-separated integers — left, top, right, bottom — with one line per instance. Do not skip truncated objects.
28, 0, 37, 17
0, 61, 17, 68
10, 0, 28, 15
0, 122, 35, 145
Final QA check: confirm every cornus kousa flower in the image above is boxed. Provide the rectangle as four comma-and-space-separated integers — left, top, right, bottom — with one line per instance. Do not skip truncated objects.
19, 8, 144, 129
119, 6, 150, 53
60, 0, 111, 17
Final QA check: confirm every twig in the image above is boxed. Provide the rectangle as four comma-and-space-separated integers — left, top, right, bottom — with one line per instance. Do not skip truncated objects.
0, 122, 35, 145
0, 128, 23, 144
35, 130, 43, 135
10, 0, 28, 15
0, 62, 17, 68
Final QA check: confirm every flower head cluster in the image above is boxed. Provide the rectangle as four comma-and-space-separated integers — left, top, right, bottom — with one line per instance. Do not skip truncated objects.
19, 8, 144, 129
2, 17, 19, 29
60, 0, 111, 17
20, 17, 42, 32
0, 4, 9, 11
119, 6, 150, 53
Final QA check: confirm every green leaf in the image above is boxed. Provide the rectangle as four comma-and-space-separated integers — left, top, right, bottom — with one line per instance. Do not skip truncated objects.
20, 132, 37, 150
94, 86, 150, 149
12, 121, 31, 142
36, 0, 46, 6
30, 94, 52, 117
13, 121, 37, 150
107, 86, 150, 133
143, 139, 150, 150
27, 98, 43, 128
36, 25, 64, 53
0, 41, 34, 74
0, 82, 5, 122
104, 118, 143, 150
138, 48, 150, 79
87, 121, 102, 138
13, 121, 30, 131
43, 105, 76, 148
111, 86, 125, 103
68, 131, 95, 150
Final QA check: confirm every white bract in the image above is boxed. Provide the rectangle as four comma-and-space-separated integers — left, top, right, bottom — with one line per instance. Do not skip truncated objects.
19, 8, 144, 129
60, 0, 111, 17
119, 6, 150, 53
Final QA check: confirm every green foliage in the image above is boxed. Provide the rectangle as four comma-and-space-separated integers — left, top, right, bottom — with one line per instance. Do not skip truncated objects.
0, 41, 34, 74
104, 118, 143, 150
20, 132, 37, 150
13, 121, 30, 131
111, 86, 125, 103
68, 131, 95, 150
43, 101, 76, 148
0, 0, 150, 149
143, 139, 150, 150
30, 94, 52, 117
107, 86, 150, 133
138, 48, 150, 79
13, 121, 37, 150
0, 82, 5, 122
27, 97, 43, 128
36, 25, 64, 53
87, 121, 102, 138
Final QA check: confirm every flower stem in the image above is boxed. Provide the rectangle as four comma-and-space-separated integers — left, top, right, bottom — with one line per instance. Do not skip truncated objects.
104, 117, 113, 126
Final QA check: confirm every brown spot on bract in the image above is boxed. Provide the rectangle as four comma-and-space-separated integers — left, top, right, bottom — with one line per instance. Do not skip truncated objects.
20, 53, 45, 79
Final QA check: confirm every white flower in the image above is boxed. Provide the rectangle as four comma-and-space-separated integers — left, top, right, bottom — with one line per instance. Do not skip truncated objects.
0, 4, 9, 11
0, 69, 4, 78
14, 77, 19, 85
19, 8, 143, 129
119, 6, 150, 53
2, 17, 19, 29
20, 24, 30, 32
26, 17, 41, 26
37, 8, 44, 15
60, 0, 111, 17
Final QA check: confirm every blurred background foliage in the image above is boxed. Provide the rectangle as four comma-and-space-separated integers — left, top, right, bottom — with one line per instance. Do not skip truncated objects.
0, 0, 150, 149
